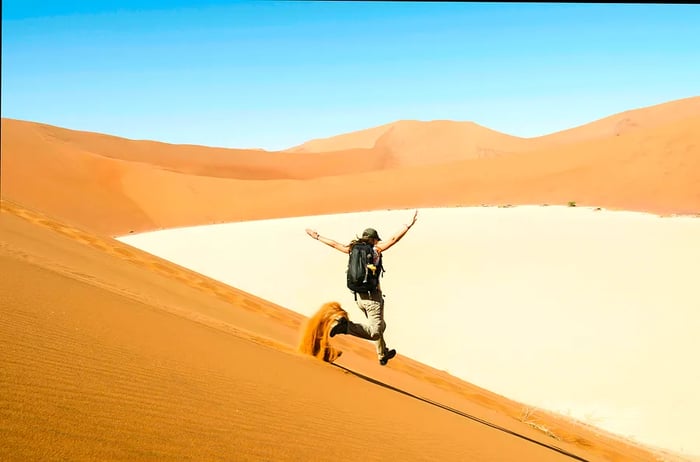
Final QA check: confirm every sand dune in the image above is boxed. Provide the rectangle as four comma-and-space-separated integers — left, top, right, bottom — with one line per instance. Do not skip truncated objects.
2, 199, 674, 461
1, 118, 392, 181
3, 96, 699, 461
285, 118, 535, 166
284, 121, 397, 153
532, 95, 700, 144
111, 112, 699, 232
118, 205, 700, 459
2, 97, 699, 236
372, 120, 531, 167
284, 97, 700, 166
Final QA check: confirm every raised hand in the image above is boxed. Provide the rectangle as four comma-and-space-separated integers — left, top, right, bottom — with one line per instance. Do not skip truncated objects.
407, 210, 418, 228
305, 228, 320, 240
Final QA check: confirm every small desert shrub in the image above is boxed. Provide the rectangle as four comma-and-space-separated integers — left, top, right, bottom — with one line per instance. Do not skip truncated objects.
519, 407, 561, 441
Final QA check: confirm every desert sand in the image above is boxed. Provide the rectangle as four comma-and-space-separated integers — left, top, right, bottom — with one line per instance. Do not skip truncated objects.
4, 199, 677, 462
117, 206, 700, 459
2, 96, 700, 461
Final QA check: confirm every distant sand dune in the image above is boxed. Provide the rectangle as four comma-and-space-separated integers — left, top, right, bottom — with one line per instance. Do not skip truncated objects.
284, 121, 395, 153
3, 97, 699, 236
285, 96, 700, 163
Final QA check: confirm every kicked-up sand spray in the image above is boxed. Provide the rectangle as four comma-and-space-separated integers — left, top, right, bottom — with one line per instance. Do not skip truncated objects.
298, 302, 348, 362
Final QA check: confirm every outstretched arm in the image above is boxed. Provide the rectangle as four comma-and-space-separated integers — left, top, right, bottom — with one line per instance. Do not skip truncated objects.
376, 210, 418, 252
305, 228, 350, 254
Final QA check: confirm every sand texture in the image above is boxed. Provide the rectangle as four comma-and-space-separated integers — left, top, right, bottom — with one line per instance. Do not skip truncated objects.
3, 96, 700, 461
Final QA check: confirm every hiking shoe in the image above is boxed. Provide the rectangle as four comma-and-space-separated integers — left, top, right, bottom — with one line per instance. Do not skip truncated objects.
329, 317, 348, 337
379, 349, 396, 366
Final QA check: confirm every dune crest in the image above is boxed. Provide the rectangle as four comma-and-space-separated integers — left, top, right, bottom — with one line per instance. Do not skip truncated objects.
284, 97, 700, 166
535, 95, 700, 144
2, 96, 699, 237
298, 302, 348, 362
284, 121, 396, 153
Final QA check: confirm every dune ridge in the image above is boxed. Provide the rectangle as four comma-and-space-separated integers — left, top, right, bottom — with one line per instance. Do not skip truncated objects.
284, 121, 396, 153
285, 96, 700, 162
1, 118, 392, 180
3, 97, 699, 237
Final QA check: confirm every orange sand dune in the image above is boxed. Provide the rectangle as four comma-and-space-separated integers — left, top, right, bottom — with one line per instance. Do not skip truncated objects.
533, 95, 700, 144
285, 121, 396, 153
2, 97, 698, 238
322, 114, 700, 216
285, 97, 700, 167
286, 119, 532, 166
372, 120, 532, 167
1, 199, 669, 461
95, 112, 700, 232
2, 118, 391, 180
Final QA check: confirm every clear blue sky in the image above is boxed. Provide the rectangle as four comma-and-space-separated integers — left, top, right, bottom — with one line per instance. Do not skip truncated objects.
3, 1, 699, 150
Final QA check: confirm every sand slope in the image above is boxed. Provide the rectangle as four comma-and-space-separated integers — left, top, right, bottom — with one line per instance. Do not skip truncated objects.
124, 206, 700, 457
533, 95, 700, 144
1, 199, 670, 461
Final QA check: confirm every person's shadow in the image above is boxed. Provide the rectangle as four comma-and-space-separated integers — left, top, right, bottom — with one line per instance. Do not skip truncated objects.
330, 362, 590, 462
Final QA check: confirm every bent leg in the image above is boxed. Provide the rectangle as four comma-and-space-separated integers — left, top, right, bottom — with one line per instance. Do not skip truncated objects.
347, 296, 388, 359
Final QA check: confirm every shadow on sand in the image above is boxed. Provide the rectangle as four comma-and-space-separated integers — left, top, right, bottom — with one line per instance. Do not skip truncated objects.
331, 363, 589, 462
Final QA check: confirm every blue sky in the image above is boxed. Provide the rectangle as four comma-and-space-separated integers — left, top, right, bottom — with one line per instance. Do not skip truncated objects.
3, 2, 699, 150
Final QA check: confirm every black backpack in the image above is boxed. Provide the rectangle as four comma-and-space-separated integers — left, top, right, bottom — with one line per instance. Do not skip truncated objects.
347, 242, 383, 293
